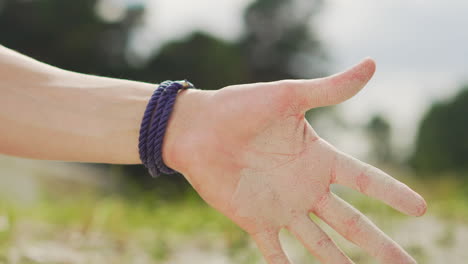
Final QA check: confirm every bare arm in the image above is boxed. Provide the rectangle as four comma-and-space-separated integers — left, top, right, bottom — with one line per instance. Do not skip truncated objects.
0, 45, 202, 164
0, 45, 426, 263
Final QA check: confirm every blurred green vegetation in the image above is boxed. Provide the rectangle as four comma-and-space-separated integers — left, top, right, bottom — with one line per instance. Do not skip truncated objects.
1, 168, 467, 263
366, 114, 393, 163
411, 86, 468, 176
0, 188, 257, 263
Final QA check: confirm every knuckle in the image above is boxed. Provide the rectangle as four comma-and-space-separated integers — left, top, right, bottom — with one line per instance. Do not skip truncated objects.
270, 81, 301, 114
274, 80, 300, 98
343, 214, 363, 239
312, 193, 331, 215
316, 236, 333, 248
356, 172, 371, 193
267, 252, 288, 263
376, 242, 410, 263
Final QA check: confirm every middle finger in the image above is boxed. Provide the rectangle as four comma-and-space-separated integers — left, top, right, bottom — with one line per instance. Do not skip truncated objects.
312, 193, 416, 264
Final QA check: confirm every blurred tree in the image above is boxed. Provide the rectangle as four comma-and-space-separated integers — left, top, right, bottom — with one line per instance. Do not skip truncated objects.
411, 87, 468, 175
138, 32, 250, 90
240, 0, 326, 82
366, 114, 393, 163
0, 0, 142, 76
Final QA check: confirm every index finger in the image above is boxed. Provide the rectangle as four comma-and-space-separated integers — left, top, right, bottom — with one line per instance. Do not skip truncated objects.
322, 140, 427, 217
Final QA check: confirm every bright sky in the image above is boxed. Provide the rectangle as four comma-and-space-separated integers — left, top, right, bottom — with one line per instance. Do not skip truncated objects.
316, 0, 468, 157
129, 0, 468, 158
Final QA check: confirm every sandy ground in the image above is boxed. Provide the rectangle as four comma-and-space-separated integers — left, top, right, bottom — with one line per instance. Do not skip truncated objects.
1, 215, 466, 264
0, 155, 465, 263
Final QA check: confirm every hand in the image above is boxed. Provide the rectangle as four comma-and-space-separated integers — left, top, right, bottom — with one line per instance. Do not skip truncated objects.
163, 58, 427, 264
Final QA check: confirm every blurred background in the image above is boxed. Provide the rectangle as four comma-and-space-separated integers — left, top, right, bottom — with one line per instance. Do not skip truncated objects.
0, 0, 467, 263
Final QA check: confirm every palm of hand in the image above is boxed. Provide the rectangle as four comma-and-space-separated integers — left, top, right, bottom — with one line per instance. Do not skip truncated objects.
176, 59, 426, 264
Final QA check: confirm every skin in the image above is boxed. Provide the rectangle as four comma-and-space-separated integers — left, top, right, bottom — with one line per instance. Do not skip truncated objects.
0, 45, 426, 263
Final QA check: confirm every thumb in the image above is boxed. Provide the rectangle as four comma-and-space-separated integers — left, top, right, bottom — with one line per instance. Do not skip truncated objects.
296, 57, 376, 111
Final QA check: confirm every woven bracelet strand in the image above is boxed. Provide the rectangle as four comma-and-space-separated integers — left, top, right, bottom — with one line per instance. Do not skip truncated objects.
138, 80, 195, 177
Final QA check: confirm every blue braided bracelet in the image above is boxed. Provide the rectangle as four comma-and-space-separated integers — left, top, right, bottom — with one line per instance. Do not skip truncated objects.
138, 80, 195, 177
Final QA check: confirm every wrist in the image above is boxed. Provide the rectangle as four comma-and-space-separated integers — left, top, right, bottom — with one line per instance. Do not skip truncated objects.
161, 88, 210, 174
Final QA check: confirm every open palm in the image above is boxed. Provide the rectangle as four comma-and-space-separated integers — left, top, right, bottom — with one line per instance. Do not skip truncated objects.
170, 59, 426, 264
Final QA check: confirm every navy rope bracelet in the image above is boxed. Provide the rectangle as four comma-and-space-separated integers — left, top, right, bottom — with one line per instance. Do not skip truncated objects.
138, 80, 195, 177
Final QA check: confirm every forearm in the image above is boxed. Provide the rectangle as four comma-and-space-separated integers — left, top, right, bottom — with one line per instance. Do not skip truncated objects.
0, 45, 202, 165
